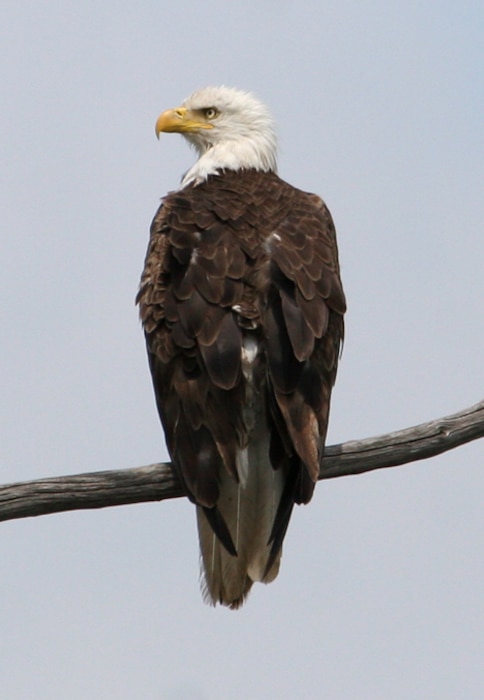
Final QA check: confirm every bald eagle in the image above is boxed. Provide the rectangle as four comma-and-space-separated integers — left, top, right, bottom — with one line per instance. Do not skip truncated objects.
137, 87, 346, 608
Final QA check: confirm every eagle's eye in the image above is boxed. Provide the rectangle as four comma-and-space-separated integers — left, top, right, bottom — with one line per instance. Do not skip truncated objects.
204, 107, 219, 120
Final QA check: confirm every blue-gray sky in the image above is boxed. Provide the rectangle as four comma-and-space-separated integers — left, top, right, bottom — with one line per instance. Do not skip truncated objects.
1, 2, 483, 698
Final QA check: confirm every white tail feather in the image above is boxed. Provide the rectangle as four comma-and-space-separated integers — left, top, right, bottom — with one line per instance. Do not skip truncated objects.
197, 421, 286, 608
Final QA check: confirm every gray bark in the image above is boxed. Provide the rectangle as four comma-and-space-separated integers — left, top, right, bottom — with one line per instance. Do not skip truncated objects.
1, 399, 482, 523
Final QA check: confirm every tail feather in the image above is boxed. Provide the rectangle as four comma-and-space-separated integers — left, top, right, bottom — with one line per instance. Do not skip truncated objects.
197, 425, 286, 608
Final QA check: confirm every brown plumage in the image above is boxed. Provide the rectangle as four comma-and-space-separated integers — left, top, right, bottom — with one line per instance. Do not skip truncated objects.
137, 87, 345, 608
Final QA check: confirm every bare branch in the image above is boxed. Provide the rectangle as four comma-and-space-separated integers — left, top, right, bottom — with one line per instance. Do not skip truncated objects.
1, 400, 483, 523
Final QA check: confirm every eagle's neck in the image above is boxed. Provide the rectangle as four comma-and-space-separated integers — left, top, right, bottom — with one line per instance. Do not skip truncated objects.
181, 134, 278, 187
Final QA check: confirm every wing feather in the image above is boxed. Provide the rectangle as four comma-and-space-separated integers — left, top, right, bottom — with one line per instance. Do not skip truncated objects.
137, 170, 345, 608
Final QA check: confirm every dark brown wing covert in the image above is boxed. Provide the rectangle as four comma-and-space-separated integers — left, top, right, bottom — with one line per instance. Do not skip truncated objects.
137, 169, 345, 553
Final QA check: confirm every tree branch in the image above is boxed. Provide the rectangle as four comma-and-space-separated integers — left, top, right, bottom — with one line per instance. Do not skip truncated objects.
1, 400, 483, 523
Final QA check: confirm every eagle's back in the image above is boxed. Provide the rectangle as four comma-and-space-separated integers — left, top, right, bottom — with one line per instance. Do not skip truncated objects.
137, 169, 345, 608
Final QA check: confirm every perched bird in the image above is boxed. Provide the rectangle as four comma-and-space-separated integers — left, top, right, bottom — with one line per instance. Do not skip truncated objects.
137, 86, 346, 608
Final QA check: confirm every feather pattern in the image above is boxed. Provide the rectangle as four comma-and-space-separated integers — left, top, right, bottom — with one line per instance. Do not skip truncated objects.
138, 169, 345, 607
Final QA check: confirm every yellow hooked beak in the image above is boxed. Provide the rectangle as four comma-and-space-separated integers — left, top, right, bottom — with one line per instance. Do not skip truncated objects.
155, 107, 214, 138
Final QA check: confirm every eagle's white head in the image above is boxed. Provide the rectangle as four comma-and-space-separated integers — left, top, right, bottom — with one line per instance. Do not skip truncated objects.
155, 86, 278, 186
